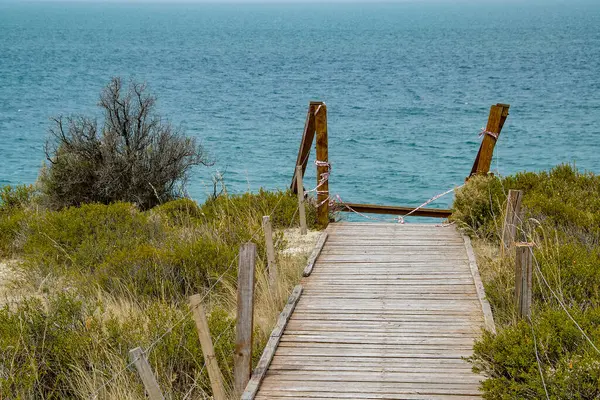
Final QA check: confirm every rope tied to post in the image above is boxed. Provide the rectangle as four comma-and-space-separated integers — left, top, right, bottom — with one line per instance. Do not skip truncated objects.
479, 128, 499, 140
305, 159, 331, 197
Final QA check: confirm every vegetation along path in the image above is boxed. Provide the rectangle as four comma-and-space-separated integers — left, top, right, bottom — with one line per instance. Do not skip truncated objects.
244, 222, 495, 399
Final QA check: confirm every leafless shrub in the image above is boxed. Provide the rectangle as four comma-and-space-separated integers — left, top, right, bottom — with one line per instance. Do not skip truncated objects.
40, 77, 211, 210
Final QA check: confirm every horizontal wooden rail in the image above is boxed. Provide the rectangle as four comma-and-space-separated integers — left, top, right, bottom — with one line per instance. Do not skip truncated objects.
339, 203, 452, 218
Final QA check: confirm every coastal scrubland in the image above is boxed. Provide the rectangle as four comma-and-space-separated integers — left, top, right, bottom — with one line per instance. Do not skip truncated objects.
0, 186, 317, 399
451, 164, 600, 399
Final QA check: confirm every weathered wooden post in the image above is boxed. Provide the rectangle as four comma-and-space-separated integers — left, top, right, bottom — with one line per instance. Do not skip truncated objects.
188, 295, 227, 400
314, 103, 330, 228
502, 189, 523, 255
291, 102, 318, 194
234, 242, 257, 396
128, 347, 165, 400
469, 103, 510, 177
295, 165, 308, 235
262, 216, 278, 286
515, 243, 533, 319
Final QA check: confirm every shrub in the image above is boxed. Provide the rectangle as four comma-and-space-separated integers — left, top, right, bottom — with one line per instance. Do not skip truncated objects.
450, 174, 505, 239
0, 185, 36, 256
0, 291, 236, 399
452, 165, 600, 398
39, 77, 211, 210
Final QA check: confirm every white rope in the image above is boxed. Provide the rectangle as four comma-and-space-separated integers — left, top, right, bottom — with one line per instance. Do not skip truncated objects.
397, 184, 464, 224
529, 247, 600, 355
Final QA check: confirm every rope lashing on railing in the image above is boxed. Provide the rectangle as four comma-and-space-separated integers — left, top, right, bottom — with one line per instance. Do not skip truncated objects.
479, 128, 498, 140
305, 159, 331, 197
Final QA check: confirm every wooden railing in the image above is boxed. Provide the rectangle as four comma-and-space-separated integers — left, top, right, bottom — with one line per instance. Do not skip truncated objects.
291, 102, 510, 227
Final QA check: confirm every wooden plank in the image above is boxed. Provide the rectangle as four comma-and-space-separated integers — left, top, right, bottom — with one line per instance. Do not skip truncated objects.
188, 295, 227, 400
242, 285, 303, 400
315, 103, 329, 227
235, 243, 257, 396
257, 393, 479, 400
462, 234, 496, 333
339, 203, 452, 218
258, 381, 481, 394
316, 255, 469, 262
303, 231, 328, 276
291, 103, 317, 193
128, 347, 165, 400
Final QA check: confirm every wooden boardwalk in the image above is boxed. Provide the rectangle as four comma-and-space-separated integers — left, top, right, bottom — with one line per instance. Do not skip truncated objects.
245, 222, 494, 400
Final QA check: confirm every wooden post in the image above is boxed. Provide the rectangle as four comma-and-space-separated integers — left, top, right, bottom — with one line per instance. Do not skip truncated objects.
515, 243, 533, 319
128, 347, 165, 400
295, 165, 308, 235
502, 189, 523, 254
291, 102, 318, 193
234, 242, 257, 396
314, 103, 329, 228
188, 295, 227, 400
262, 216, 278, 286
469, 103, 510, 177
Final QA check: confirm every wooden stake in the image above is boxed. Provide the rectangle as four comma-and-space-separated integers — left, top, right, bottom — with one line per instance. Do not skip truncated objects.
470, 103, 510, 177
502, 189, 523, 254
315, 103, 329, 228
291, 102, 317, 193
295, 165, 308, 235
515, 243, 533, 319
128, 347, 165, 400
188, 295, 227, 400
234, 242, 257, 396
262, 216, 278, 286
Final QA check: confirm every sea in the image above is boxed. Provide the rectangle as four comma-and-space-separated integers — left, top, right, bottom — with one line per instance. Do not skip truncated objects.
1, 1, 599, 216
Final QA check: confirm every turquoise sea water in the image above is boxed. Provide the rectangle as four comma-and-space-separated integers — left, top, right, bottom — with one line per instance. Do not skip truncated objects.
1, 1, 599, 212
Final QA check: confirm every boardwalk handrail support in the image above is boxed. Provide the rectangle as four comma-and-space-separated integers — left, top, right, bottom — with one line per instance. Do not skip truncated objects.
291, 102, 510, 222
469, 103, 510, 178
291, 101, 330, 227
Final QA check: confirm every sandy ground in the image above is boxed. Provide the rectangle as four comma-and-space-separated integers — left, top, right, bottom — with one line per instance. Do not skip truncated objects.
0, 259, 20, 304
281, 228, 321, 255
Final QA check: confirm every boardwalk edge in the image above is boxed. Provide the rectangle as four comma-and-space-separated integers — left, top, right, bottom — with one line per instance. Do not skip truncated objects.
302, 231, 328, 276
462, 234, 496, 334
241, 284, 303, 400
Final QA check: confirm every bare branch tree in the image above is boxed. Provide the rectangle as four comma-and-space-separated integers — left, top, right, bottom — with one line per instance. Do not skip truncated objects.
40, 77, 212, 210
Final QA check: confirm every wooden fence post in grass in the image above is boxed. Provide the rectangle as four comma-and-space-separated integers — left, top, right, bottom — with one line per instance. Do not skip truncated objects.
515, 243, 533, 319
502, 189, 523, 255
469, 103, 510, 178
315, 103, 330, 228
295, 165, 308, 235
128, 347, 165, 400
262, 216, 278, 286
188, 295, 227, 400
234, 242, 257, 396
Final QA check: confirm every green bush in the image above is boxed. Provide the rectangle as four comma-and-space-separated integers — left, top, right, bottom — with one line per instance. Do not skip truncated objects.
0, 185, 36, 257
0, 291, 235, 399
470, 308, 600, 399
450, 174, 505, 239
452, 165, 600, 398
